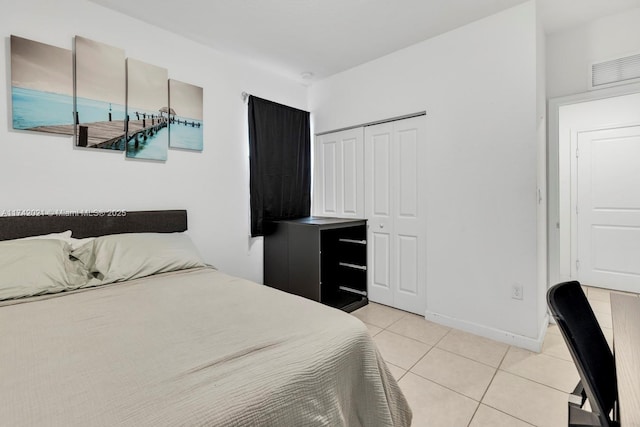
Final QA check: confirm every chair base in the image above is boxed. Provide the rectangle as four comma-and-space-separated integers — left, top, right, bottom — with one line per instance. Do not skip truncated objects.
568, 382, 619, 427
569, 404, 605, 427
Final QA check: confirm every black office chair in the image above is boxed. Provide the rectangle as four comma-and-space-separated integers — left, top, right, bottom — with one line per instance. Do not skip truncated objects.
547, 281, 619, 427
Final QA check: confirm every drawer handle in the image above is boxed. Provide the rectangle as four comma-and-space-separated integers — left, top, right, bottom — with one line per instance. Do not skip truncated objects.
338, 239, 367, 245
339, 286, 367, 296
339, 262, 367, 271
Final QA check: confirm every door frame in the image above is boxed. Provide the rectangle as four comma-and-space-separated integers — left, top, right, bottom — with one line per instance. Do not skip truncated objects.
548, 82, 640, 288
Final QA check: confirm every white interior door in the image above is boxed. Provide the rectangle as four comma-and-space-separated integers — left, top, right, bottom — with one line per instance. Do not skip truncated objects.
577, 125, 640, 293
392, 118, 427, 314
365, 116, 426, 314
314, 128, 364, 218
365, 123, 394, 307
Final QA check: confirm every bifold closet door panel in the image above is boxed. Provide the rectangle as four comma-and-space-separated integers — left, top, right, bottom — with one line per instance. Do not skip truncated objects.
314, 128, 364, 218
391, 117, 427, 315
365, 116, 427, 315
365, 123, 395, 307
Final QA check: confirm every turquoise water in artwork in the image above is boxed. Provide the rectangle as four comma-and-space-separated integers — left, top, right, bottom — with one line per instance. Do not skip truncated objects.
126, 106, 169, 161
127, 126, 168, 161
12, 87, 73, 129
12, 87, 194, 160
170, 116, 203, 151
11, 86, 126, 130
76, 97, 126, 124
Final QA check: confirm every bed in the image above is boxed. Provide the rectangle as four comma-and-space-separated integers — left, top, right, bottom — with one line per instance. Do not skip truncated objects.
0, 210, 411, 426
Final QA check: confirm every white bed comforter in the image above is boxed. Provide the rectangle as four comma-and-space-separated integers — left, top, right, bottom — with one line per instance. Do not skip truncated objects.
0, 267, 411, 426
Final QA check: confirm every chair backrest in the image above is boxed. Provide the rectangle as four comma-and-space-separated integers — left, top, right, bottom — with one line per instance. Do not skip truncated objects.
547, 281, 617, 426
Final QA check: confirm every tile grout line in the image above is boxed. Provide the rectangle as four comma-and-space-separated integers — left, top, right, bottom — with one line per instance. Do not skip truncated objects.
477, 402, 537, 426
466, 402, 482, 427
499, 341, 580, 396
396, 320, 455, 373
384, 311, 411, 329
538, 349, 574, 363
466, 344, 512, 426
378, 327, 443, 347
496, 367, 577, 395
467, 352, 534, 427
407, 368, 483, 403
383, 312, 453, 382
460, 347, 543, 426
391, 327, 498, 420
432, 345, 505, 370
353, 304, 411, 330
385, 361, 409, 382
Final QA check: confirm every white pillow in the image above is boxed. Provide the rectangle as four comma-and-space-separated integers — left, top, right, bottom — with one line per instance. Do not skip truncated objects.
14, 231, 97, 252
71, 232, 206, 284
0, 239, 90, 300
15, 231, 97, 251
68, 236, 96, 251
17, 230, 73, 243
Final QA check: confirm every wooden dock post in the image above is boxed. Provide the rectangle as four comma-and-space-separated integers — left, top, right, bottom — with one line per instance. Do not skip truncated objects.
78, 125, 88, 147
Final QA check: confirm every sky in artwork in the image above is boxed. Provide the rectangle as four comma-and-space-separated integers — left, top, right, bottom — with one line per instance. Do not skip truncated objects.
127, 58, 168, 113
169, 79, 203, 120
10, 35, 72, 96
75, 36, 125, 105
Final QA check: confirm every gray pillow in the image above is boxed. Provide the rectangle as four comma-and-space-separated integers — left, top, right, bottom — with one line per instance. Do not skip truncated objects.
0, 239, 89, 300
71, 232, 206, 284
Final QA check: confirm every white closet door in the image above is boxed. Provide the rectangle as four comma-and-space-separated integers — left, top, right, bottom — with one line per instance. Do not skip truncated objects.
366, 116, 427, 314
392, 117, 427, 314
577, 125, 640, 293
314, 128, 364, 218
365, 123, 395, 307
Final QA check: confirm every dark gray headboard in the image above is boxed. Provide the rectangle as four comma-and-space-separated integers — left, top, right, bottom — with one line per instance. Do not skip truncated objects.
0, 210, 187, 241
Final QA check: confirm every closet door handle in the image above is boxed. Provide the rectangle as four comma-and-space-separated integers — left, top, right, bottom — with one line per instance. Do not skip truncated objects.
379, 224, 384, 229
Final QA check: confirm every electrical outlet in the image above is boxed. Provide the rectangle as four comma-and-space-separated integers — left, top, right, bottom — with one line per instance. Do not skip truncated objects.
512, 284, 523, 300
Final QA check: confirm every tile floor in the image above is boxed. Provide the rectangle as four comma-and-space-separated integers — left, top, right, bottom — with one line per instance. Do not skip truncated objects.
351, 285, 628, 427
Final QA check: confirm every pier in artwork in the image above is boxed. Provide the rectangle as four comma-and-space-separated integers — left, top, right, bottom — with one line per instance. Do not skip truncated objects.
29, 112, 171, 149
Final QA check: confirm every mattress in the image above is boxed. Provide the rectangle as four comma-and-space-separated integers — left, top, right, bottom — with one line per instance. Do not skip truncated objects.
1, 267, 411, 426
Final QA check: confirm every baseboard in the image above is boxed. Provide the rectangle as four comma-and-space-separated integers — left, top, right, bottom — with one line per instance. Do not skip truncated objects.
425, 310, 549, 353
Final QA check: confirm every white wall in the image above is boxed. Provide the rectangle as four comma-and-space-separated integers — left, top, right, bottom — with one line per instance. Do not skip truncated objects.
0, 0, 307, 283
310, 2, 545, 349
546, 7, 640, 98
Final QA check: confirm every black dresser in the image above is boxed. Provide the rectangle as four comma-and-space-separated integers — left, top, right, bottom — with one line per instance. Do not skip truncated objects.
264, 217, 368, 312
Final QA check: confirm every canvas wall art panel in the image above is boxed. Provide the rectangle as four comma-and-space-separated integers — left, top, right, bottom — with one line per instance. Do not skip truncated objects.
126, 58, 169, 161
74, 36, 126, 150
10, 35, 73, 135
168, 79, 203, 151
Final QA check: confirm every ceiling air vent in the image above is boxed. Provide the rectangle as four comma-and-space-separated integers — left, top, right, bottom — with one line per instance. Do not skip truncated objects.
591, 53, 640, 89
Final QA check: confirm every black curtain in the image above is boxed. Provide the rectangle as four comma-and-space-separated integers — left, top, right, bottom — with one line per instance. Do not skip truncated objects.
248, 96, 311, 237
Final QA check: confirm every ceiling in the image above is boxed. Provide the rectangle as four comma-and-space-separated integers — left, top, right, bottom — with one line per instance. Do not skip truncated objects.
89, 0, 640, 84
